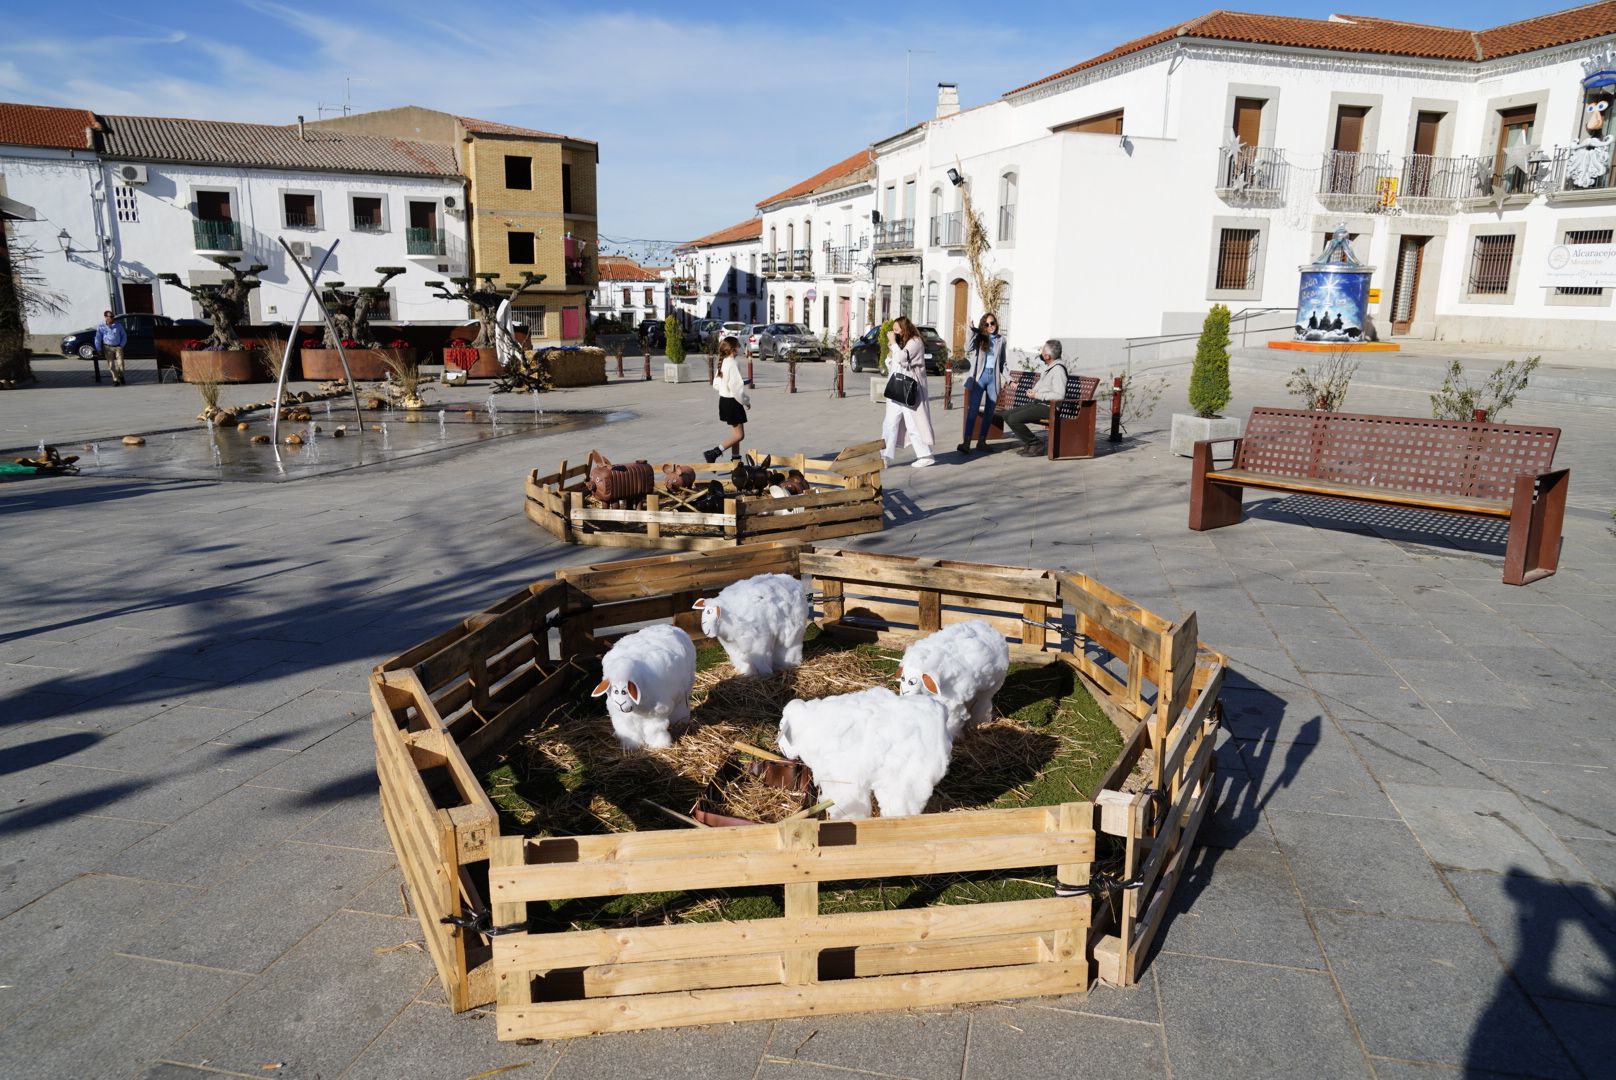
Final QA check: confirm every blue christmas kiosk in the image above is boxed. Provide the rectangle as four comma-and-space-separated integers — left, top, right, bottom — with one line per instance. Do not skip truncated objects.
1270, 223, 1399, 353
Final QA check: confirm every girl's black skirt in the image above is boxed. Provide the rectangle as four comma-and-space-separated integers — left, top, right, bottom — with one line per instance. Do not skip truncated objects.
719, 396, 748, 425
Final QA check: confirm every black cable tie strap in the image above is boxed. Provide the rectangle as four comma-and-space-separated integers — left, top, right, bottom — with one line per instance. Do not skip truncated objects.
1141, 785, 1170, 829
439, 909, 526, 937
1019, 616, 1073, 637
1054, 871, 1145, 903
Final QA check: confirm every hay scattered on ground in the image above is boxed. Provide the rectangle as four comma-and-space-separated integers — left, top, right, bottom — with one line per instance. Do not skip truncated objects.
487, 632, 1128, 835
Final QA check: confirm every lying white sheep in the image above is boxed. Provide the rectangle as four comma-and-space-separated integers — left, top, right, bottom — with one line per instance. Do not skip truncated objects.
777, 686, 952, 819
897, 619, 1009, 738
693, 573, 809, 677
763, 484, 804, 514
590, 624, 697, 750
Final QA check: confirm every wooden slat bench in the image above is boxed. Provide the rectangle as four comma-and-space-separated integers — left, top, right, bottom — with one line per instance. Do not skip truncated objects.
974, 370, 1101, 460
1188, 407, 1569, 586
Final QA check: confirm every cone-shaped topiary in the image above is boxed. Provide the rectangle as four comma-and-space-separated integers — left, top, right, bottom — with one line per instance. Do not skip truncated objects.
664, 315, 685, 365
1188, 304, 1232, 418
877, 318, 895, 374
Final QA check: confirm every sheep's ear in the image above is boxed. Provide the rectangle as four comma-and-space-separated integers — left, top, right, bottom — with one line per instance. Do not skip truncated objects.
625, 680, 640, 704
590, 679, 610, 697
692, 598, 707, 610
921, 673, 940, 695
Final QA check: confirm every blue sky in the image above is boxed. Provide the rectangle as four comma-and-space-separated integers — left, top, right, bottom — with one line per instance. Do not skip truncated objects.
0, 0, 1580, 258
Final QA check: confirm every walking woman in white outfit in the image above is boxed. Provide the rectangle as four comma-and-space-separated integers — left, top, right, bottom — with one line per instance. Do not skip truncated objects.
881, 316, 935, 468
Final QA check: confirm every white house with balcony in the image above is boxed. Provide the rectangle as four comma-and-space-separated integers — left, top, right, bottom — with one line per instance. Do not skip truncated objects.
1, 103, 124, 349
758, 150, 876, 336
592, 257, 668, 327
671, 217, 764, 327
875, 7, 1616, 363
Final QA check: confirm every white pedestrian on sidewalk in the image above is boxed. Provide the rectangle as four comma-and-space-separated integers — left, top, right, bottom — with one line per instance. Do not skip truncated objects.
880, 316, 935, 468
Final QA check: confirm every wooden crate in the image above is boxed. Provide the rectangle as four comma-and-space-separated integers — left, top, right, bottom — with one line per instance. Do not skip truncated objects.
523, 441, 885, 551
370, 541, 1225, 1036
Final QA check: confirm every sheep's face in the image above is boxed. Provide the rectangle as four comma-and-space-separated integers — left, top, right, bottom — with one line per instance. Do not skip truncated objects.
694, 598, 720, 638
591, 678, 640, 712
897, 667, 941, 698
776, 705, 800, 760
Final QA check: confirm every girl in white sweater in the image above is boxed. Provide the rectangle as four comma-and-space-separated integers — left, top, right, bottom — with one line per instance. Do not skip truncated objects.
702, 337, 752, 463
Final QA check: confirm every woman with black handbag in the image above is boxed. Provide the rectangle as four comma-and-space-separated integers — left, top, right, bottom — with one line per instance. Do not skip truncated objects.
880, 316, 934, 468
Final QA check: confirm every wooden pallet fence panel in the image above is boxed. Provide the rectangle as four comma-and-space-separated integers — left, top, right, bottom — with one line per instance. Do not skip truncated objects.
801, 551, 1058, 605
557, 542, 803, 602
1124, 752, 1216, 981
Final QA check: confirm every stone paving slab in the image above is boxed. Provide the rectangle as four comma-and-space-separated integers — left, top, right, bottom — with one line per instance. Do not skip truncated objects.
3, 362, 1615, 1078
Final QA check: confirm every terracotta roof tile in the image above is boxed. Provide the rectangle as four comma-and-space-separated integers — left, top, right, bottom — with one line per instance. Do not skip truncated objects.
756, 149, 876, 209
0, 101, 101, 150
457, 115, 597, 145
597, 256, 664, 282
97, 114, 460, 177
677, 217, 763, 251
1009, 4, 1616, 95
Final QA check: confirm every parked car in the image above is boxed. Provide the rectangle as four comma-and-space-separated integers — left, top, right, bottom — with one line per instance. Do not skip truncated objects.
691, 318, 721, 348
636, 318, 663, 340
60, 313, 190, 359
848, 324, 953, 374
745, 324, 766, 358
757, 323, 824, 362
641, 320, 702, 352
718, 321, 749, 347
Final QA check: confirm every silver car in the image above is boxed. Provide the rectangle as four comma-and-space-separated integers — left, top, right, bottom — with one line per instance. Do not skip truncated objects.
757, 322, 823, 361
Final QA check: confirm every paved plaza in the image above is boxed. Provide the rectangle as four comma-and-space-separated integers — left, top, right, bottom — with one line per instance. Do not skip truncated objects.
1, 351, 1613, 1080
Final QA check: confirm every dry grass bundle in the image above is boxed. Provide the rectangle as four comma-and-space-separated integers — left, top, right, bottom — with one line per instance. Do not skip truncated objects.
957, 160, 1008, 316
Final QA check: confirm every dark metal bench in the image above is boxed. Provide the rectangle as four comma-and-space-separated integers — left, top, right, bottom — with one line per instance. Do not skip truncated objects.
1188, 406, 1569, 586
977, 370, 1101, 460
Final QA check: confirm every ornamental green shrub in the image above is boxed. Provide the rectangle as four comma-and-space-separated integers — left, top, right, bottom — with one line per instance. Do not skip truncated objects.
664, 315, 685, 365
877, 318, 895, 374
1188, 304, 1232, 418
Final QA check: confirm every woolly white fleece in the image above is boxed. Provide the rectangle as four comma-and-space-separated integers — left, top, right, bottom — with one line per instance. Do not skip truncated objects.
897, 619, 1009, 738
776, 686, 952, 819
592, 624, 697, 749
695, 573, 810, 677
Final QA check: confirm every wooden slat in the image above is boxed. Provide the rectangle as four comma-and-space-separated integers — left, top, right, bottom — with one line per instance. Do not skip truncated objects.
580, 953, 783, 998
497, 961, 1085, 1040
495, 896, 1088, 971
493, 832, 1093, 901
1125, 755, 1215, 979
1205, 468, 1513, 516
801, 551, 1058, 604
741, 501, 883, 536
1134, 721, 1215, 901
413, 583, 564, 694
781, 820, 818, 986
1058, 575, 1160, 657
1157, 668, 1221, 792
571, 507, 737, 527
461, 662, 577, 763
847, 934, 1045, 977
737, 487, 880, 515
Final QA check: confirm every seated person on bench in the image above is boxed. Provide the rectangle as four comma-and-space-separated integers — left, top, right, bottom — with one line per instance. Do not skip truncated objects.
1004, 340, 1069, 457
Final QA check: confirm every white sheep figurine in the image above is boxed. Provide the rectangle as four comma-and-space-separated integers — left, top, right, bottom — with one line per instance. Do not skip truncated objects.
897, 619, 1010, 738
777, 686, 952, 819
590, 624, 697, 750
693, 573, 810, 677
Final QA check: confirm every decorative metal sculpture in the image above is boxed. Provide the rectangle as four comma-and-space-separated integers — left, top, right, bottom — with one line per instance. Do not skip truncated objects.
1312, 223, 1361, 267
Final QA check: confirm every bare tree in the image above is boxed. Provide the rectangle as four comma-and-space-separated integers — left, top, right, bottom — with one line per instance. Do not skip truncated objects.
319, 266, 406, 347
425, 271, 544, 348
2, 236, 64, 382
156, 255, 266, 349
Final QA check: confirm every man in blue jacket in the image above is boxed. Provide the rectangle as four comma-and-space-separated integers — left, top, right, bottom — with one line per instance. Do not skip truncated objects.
94, 311, 129, 385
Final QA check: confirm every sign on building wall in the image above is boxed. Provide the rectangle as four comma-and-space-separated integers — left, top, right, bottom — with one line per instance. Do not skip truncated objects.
1543, 242, 1616, 287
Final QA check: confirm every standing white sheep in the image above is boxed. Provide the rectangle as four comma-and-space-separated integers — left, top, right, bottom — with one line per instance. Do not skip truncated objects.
693, 573, 810, 677
897, 619, 1009, 738
590, 624, 697, 750
776, 686, 952, 819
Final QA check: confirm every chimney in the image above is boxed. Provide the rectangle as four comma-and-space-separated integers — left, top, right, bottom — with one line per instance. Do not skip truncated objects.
297, 115, 306, 141
935, 83, 960, 119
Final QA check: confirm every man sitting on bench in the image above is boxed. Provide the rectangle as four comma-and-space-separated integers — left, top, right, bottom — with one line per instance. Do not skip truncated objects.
1005, 340, 1069, 457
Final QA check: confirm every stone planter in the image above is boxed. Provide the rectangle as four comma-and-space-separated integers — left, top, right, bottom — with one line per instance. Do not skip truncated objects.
466, 347, 503, 379
1169, 413, 1244, 458
181, 349, 258, 383
664, 362, 698, 383
301, 347, 415, 382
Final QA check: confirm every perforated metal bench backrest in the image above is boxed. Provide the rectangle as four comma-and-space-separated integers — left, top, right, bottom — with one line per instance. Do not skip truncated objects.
1001, 369, 1099, 418
1236, 407, 1560, 502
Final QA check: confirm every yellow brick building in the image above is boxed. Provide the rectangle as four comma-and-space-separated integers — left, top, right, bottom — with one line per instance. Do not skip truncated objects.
311, 107, 598, 342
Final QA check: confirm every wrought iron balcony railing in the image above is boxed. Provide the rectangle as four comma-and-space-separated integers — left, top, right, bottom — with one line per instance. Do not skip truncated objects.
930, 211, 963, 248
791, 248, 811, 275
284, 210, 318, 229
873, 219, 915, 253
192, 218, 242, 252
406, 227, 446, 256
825, 246, 858, 276
1216, 146, 1288, 198
1547, 141, 1616, 194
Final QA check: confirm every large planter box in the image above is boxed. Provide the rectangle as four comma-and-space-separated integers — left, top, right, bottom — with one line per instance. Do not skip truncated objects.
301, 347, 415, 382
181, 349, 258, 383
664, 362, 698, 383
525, 441, 885, 551
1169, 413, 1243, 458
445, 346, 503, 378
539, 348, 607, 388
370, 542, 1226, 1036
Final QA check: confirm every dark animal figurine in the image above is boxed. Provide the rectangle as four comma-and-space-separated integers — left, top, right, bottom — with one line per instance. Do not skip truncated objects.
692, 480, 726, 514
662, 463, 696, 491
780, 469, 810, 495
730, 455, 784, 495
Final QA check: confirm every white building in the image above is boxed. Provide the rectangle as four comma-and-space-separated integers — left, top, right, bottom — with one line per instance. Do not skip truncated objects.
757, 150, 877, 338
0, 102, 471, 348
592, 257, 667, 326
671, 218, 764, 327
874, 7, 1616, 362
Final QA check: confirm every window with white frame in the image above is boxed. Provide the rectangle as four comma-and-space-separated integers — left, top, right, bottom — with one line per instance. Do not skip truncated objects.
1215, 228, 1261, 290
1556, 227, 1612, 297
998, 172, 1017, 244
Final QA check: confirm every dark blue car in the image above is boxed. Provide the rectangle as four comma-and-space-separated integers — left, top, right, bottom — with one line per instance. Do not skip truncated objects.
59, 313, 203, 359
